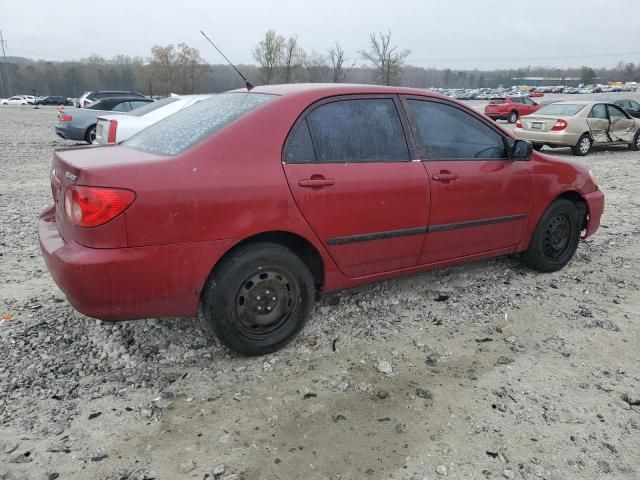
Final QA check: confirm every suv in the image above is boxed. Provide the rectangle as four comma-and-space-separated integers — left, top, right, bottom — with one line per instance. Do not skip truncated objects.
78, 91, 146, 108
485, 96, 540, 123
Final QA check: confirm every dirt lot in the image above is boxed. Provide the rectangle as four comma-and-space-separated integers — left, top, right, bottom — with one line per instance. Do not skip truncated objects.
1, 94, 640, 480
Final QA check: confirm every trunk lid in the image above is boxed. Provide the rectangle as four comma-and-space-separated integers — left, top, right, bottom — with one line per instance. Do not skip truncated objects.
518, 114, 562, 132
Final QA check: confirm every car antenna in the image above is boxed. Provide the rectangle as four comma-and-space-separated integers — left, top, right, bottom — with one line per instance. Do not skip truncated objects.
200, 30, 255, 91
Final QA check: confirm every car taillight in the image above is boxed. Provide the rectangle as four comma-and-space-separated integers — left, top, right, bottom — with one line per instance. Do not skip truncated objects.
515, 119, 522, 128
58, 113, 73, 122
551, 119, 568, 131
107, 119, 118, 143
64, 186, 135, 227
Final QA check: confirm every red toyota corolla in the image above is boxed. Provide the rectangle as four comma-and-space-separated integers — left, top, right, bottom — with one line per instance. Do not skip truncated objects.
39, 84, 604, 355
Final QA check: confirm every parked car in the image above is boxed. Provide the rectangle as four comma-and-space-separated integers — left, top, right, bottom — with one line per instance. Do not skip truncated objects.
37, 96, 73, 106
39, 84, 604, 356
513, 101, 640, 155
94, 95, 213, 144
614, 99, 640, 119
528, 91, 544, 97
77, 90, 146, 108
55, 97, 154, 143
1, 95, 29, 105
484, 96, 541, 123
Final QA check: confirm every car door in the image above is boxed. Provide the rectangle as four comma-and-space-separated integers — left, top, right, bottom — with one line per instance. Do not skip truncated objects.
402, 97, 533, 265
283, 96, 430, 278
607, 104, 636, 142
587, 104, 610, 143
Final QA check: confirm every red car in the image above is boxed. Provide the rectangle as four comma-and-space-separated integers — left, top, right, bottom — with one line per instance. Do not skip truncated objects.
485, 96, 541, 123
39, 84, 604, 355
528, 91, 544, 98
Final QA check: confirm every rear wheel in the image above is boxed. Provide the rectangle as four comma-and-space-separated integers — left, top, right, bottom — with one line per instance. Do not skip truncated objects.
572, 134, 592, 156
85, 125, 97, 144
202, 242, 315, 356
521, 198, 581, 272
629, 130, 640, 151
508, 111, 518, 124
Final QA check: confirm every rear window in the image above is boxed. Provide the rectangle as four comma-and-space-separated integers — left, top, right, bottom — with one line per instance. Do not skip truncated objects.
128, 97, 179, 117
489, 99, 505, 104
537, 104, 586, 116
124, 93, 274, 156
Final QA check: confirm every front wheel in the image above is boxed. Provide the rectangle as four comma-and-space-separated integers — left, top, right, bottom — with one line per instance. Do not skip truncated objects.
521, 198, 581, 272
202, 243, 315, 356
572, 134, 592, 156
508, 111, 518, 124
629, 130, 640, 151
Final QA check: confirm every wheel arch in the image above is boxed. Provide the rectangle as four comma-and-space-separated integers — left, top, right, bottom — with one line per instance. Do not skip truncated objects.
202, 230, 325, 301
553, 190, 588, 230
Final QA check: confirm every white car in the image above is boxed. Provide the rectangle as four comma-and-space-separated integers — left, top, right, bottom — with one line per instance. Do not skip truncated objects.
1, 96, 29, 105
94, 94, 213, 144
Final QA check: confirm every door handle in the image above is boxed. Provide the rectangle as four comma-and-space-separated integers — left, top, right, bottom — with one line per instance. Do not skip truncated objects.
299, 178, 335, 188
432, 172, 459, 182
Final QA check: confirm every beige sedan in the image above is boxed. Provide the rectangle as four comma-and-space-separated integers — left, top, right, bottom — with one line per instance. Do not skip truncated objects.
513, 100, 640, 156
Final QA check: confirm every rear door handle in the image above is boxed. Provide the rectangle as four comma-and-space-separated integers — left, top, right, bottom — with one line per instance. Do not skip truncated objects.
299, 178, 335, 188
432, 173, 459, 182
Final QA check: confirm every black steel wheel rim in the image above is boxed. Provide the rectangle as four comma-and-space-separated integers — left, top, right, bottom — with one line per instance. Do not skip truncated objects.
543, 214, 572, 260
233, 266, 300, 339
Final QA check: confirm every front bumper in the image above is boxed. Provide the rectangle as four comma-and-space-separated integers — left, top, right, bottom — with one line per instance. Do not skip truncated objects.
513, 128, 581, 147
584, 189, 605, 238
38, 206, 235, 321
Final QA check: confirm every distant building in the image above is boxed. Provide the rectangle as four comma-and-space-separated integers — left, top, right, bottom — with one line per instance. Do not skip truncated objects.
512, 76, 590, 87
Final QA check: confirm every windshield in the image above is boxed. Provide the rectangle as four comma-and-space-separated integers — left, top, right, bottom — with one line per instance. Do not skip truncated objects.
128, 97, 179, 117
124, 93, 275, 156
537, 104, 586, 116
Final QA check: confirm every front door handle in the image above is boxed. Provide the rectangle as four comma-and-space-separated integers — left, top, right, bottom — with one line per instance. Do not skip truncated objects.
432, 172, 459, 182
299, 177, 335, 188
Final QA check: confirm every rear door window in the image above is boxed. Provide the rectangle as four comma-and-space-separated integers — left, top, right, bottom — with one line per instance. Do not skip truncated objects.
589, 104, 607, 119
125, 93, 274, 156
285, 119, 316, 163
408, 100, 506, 160
112, 101, 132, 112
301, 98, 409, 163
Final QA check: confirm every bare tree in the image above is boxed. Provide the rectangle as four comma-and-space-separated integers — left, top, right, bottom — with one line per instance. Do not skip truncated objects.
150, 44, 178, 94
282, 36, 305, 83
176, 42, 205, 93
304, 51, 330, 82
359, 31, 410, 86
328, 41, 353, 83
253, 30, 285, 84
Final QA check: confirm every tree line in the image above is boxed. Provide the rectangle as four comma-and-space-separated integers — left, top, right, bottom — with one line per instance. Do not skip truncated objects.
1, 30, 639, 98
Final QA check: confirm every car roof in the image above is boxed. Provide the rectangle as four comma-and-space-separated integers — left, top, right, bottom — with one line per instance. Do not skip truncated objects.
231, 83, 448, 100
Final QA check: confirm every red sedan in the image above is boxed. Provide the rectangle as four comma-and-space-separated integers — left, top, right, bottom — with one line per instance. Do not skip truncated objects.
39, 84, 604, 355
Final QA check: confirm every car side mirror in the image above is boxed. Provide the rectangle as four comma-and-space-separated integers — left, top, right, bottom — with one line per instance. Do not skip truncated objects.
512, 139, 532, 160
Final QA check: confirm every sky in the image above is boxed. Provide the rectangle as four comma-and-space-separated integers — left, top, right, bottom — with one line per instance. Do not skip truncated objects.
1, 0, 639, 70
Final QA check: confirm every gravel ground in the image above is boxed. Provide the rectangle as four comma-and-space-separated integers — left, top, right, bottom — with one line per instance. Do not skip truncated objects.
1, 94, 639, 480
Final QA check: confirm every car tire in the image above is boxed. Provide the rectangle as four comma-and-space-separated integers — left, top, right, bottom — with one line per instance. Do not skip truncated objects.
85, 125, 97, 144
508, 111, 518, 124
572, 134, 592, 156
629, 130, 640, 151
532, 143, 544, 151
202, 242, 315, 356
521, 198, 582, 272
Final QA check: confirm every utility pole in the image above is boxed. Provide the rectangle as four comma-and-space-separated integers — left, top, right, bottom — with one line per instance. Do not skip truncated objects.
0, 30, 10, 96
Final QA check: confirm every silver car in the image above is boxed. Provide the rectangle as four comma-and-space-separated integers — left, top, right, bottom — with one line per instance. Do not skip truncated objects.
55, 96, 153, 144
513, 101, 640, 156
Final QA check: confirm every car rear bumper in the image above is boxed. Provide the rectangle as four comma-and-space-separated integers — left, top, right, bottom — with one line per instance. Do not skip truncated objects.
584, 189, 605, 238
513, 129, 581, 147
38, 206, 235, 321
55, 125, 86, 141
486, 114, 509, 120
